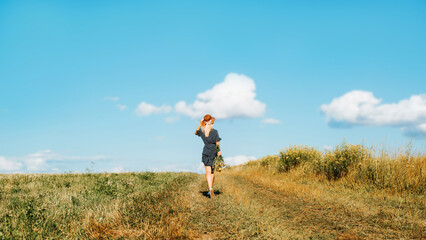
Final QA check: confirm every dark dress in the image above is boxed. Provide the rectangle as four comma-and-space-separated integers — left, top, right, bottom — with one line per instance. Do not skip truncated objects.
196, 127, 222, 168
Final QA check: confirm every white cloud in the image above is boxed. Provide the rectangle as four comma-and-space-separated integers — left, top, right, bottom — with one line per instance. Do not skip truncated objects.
149, 165, 192, 172
175, 73, 266, 119
321, 91, 426, 136
224, 155, 257, 166
116, 104, 128, 111
262, 118, 282, 124
323, 145, 333, 151
105, 96, 119, 101
1, 150, 109, 172
135, 102, 172, 116
402, 123, 426, 138
25, 150, 53, 171
0, 156, 22, 171
110, 166, 125, 173
197, 162, 205, 172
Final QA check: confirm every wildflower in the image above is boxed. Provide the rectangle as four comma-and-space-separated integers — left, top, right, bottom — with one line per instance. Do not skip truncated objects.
214, 145, 226, 172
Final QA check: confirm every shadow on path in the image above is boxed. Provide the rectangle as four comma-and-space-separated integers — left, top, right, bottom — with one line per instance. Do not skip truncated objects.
199, 190, 222, 198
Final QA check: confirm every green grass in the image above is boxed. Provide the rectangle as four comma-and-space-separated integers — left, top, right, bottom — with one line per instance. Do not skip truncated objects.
1, 143, 424, 239
0, 172, 198, 239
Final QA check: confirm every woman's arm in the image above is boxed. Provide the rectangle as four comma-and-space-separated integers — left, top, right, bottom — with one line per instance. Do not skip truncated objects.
195, 119, 203, 135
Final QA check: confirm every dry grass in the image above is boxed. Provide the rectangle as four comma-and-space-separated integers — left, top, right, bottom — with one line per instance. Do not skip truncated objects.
239, 143, 426, 239
259, 143, 426, 195
1, 143, 424, 239
206, 163, 422, 239
0, 172, 198, 239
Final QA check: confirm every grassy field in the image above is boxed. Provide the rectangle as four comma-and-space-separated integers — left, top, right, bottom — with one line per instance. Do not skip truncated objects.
0, 172, 198, 239
0, 144, 425, 239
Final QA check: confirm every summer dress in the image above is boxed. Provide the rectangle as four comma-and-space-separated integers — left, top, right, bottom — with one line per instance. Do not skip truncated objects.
196, 127, 222, 167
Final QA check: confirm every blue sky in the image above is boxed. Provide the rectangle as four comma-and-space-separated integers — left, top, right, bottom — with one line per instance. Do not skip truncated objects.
1, 0, 425, 173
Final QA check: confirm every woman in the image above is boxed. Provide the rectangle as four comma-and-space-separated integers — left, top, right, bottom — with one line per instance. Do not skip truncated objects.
195, 114, 222, 198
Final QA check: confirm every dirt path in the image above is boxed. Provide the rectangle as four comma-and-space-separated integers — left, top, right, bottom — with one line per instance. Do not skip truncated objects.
185, 171, 423, 239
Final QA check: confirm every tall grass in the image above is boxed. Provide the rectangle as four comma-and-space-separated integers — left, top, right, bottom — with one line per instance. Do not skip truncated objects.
314, 143, 371, 180
279, 145, 322, 172
259, 143, 425, 195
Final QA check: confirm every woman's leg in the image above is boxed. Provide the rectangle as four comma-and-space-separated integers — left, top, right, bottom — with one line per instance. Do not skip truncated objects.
205, 166, 213, 190
212, 172, 215, 186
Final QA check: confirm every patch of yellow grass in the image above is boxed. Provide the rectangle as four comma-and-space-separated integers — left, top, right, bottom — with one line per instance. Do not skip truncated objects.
233, 153, 425, 238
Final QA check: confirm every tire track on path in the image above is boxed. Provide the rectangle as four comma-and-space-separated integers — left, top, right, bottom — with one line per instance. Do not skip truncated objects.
229, 171, 424, 239
186, 174, 304, 239
185, 171, 423, 239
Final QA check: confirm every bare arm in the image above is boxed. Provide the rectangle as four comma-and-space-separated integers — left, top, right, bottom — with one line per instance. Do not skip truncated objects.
195, 119, 203, 135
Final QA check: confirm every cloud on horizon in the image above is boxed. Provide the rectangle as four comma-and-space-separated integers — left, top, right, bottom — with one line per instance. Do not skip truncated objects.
0, 150, 110, 173
224, 155, 257, 166
321, 90, 426, 137
0, 156, 22, 171
110, 166, 125, 173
